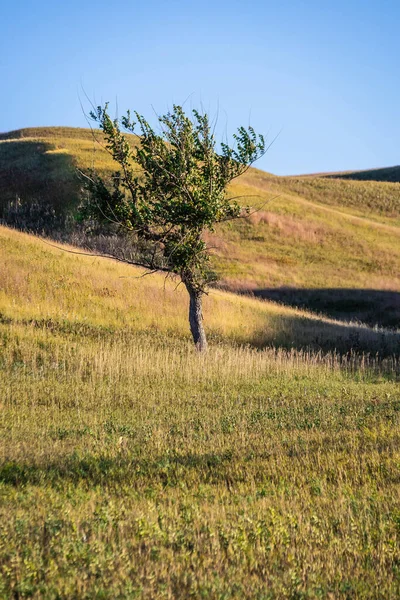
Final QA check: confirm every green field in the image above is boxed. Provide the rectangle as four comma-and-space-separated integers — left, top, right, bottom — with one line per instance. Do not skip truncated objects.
1, 127, 400, 598
0, 225, 400, 598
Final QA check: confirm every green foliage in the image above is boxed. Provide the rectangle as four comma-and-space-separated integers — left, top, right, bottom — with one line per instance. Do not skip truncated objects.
83, 104, 265, 290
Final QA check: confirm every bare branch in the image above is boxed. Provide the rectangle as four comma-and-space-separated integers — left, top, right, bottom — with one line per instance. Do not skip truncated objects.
38, 237, 172, 274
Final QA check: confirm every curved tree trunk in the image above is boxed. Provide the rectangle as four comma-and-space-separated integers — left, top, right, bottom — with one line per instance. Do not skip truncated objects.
185, 283, 208, 352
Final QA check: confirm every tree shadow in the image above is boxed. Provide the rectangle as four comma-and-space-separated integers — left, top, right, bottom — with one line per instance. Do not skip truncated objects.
2, 438, 400, 490
0, 451, 241, 489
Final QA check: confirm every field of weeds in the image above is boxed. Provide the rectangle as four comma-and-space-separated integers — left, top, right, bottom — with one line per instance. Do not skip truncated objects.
0, 226, 400, 598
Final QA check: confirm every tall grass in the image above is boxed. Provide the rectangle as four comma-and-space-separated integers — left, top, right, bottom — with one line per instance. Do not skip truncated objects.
1, 323, 400, 598
1, 225, 399, 355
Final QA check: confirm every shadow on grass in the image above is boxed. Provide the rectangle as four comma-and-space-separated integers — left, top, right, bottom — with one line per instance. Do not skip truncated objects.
241, 288, 400, 357
0, 452, 241, 489
0, 140, 81, 225
2, 439, 400, 489
249, 312, 400, 358
247, 287, 400, 329
325, 166, 400, 183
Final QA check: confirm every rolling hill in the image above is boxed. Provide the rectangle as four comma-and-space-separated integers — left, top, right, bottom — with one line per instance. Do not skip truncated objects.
296, 165, 400, 183
1, 127, 399, 327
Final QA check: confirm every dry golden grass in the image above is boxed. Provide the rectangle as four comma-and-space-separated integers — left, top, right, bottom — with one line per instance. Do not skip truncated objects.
1, 127, 400, 300
1, 225, 399, 355
1, 127, 400, 596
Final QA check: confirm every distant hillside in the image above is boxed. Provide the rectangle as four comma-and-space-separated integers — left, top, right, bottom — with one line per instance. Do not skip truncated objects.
0, 127, 121, 220
255, 170, 400, 219
1, 127, 400, 327
0, 126, 100, 141
296, 165, 400, 183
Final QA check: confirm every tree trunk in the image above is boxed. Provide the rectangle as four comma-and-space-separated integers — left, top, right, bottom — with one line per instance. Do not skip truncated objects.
185, 283, 208, 352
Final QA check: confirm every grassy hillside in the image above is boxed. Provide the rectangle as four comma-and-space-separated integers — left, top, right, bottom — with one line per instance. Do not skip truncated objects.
1, 127, 400, 327
1, 225, 400, 598
296, 165, 400, 183
0, 127, 120, 219
1, 225, 399, 355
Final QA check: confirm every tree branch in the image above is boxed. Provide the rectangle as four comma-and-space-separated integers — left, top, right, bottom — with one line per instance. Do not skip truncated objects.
38, 237, 172, 274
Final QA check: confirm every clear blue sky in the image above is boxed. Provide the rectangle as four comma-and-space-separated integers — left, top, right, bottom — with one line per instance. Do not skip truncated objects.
2, 0, 399, 174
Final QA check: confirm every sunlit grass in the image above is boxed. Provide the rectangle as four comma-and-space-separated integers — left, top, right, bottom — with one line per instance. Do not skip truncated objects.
1, 128, 400, 596
1, 327, 400, 598
1, 226, 399, 354
1, 127, 400, 294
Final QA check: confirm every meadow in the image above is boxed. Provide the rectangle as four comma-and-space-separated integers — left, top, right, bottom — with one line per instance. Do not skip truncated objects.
1, 225, 400, 598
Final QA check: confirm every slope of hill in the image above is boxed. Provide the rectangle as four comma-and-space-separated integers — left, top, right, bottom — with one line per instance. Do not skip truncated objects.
2, 225, 399, 354
296, 165, 400, 183
1, 127, 400, 327
1, 130, 400, 597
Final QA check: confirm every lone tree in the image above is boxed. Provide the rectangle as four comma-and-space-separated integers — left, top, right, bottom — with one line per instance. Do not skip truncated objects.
83, 104, 265, 351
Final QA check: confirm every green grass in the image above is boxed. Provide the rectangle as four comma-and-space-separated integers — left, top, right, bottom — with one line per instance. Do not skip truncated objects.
1, 225, 400, 598
1, 326, 400, 599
